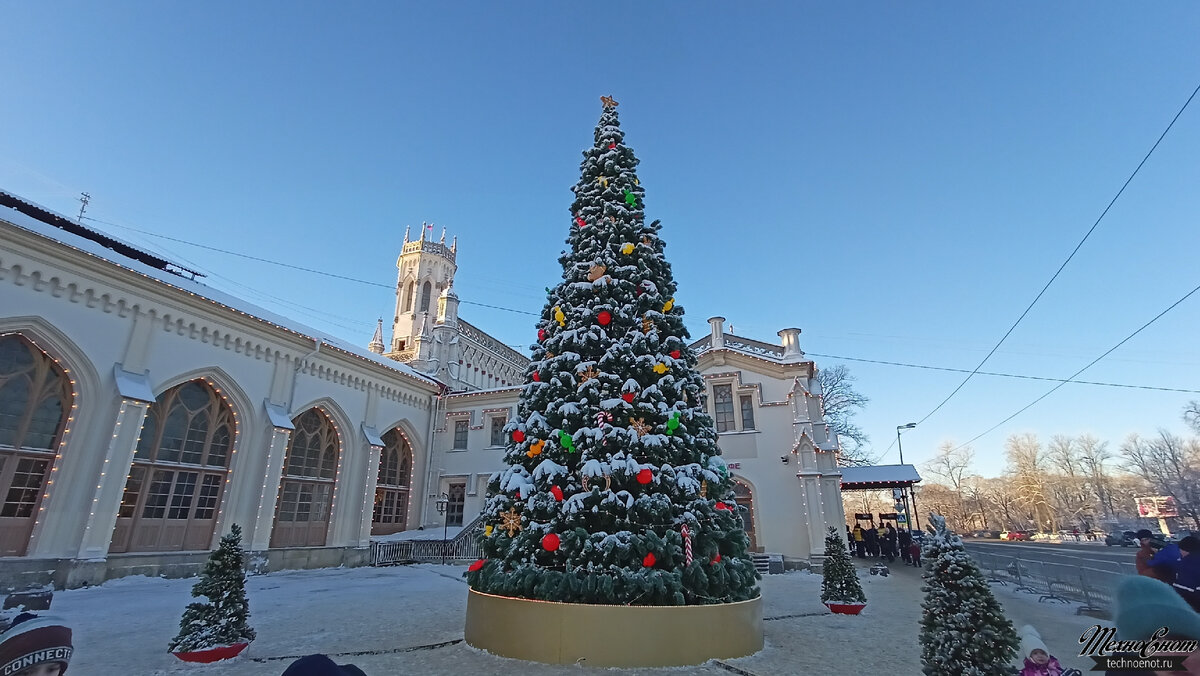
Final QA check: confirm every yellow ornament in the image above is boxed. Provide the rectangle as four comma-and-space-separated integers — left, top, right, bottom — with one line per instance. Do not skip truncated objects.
653, 362, 668, 374
662, 298, 675, 312
553, 306, 566, 327
621, 243, 635, 255
597, 176, 609, 188
700, 480, 708, 498
484, 525, 494, 537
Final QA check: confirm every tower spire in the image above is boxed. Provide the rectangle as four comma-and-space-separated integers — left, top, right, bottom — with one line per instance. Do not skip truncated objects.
368, 318, 385, 354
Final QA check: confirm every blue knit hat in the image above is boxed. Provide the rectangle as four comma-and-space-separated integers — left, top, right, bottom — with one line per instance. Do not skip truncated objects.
281, 654, 367, 676
1114, 576, 1200, 640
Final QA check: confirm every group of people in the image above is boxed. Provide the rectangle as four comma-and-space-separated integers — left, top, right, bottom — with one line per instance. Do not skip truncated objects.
848, 522, 922, 567
0, 611, 366, 676
1134, 529, 1200, 612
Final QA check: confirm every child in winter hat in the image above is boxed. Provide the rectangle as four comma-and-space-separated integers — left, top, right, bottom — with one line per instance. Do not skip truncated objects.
0, 613, 72, 676
281, 654, 367, 676
1018, 624, 1067, 676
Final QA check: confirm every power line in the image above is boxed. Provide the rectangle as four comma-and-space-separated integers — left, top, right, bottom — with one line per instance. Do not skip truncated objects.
81, 215, 540, 317
910, 80, 1200, 428
949, 280, 1200, 453
806, 352, 1200, 394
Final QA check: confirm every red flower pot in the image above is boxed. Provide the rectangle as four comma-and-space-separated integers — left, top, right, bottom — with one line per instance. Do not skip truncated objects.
825, 602, 866, 615
172, 642, 250, 663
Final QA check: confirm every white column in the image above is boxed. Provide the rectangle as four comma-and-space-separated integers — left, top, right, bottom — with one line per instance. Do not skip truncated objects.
247, 427, 292, 551
798, 471, 827, 559
75, 400, 149, 559
358, 444, 383, 546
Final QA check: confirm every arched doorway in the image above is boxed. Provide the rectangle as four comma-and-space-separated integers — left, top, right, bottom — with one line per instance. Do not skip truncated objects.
111, 379, 234, 552
0, 334, 72, 556
270, 408, 340, 548
733, 480, 759, 552
371, 428, 412, 536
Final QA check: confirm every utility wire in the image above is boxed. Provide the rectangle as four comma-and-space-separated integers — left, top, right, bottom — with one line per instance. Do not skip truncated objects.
910, 80, 1200, 428
949, 280, 1200, 453
81, 216, 540, 316
806, 352, 1200, 394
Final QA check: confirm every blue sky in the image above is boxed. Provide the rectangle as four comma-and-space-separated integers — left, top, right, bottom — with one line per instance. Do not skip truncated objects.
3, 3, 1198, 477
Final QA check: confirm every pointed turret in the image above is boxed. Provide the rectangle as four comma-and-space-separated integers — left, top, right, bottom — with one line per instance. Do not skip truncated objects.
368, 318, 385, 354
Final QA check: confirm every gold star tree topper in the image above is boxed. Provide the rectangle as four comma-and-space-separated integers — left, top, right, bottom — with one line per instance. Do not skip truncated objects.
601, 95, 619, 108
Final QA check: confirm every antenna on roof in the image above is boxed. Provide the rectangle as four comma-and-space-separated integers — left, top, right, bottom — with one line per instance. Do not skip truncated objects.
77, 192, 90, 224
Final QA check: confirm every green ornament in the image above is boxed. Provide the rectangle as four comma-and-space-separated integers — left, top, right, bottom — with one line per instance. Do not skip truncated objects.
559, 430, 576, 453
665, 411, 682, 435
623, 190, 638, 208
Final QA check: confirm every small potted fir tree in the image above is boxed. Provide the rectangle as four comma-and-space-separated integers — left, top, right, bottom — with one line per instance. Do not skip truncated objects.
820, 526, 867, 614
168, 524, 257, 662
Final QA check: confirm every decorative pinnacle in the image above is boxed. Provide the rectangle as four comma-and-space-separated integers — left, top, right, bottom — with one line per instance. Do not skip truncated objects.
601, 95, 619, 108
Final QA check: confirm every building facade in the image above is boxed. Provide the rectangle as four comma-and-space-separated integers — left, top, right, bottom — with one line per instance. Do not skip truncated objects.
0, 187, 845, 590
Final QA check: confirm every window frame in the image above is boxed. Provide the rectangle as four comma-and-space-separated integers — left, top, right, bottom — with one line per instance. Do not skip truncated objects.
712, 384, 736, 433
488, 415, 507, 448
739, 394, 756, 431
452, 419, 469, 450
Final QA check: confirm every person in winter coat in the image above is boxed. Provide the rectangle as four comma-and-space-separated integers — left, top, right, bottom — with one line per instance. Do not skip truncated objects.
1017, 625, 1067, 676
884, 523, 898, 563
1106, 575, 1200, 675
0, 613, 72, 676
846, 525, 856, 556
898, 528, 912, 564
1147, 535, 1200, 612
1134, 529, 1172, 583
863, 524, 879, 558
852, 525, 866, 559
282, 654, 367, 676
908, 538, 922, 567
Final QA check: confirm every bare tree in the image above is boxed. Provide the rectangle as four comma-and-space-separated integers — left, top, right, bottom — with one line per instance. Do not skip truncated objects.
1046, 435, 1096, 529
1120, 430, 1200, 528
1005, 433, 1057, 533
1184, 400, 1200, 435
923, 442, 975, 528
817, 364, 871, 466
1076, 434, 1116, 520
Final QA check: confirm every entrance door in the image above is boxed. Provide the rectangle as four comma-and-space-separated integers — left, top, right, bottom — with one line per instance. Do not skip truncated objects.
733, 480, 758, 552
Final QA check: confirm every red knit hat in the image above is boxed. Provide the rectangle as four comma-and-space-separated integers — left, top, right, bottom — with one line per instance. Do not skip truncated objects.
0, 614, 72, 675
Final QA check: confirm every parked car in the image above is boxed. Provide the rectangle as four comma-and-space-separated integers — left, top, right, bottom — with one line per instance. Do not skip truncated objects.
1105, 530, 1167, 547
1167, 529, 1198, 543
971, 530, 1001, 539
1000, 530, 1030, 541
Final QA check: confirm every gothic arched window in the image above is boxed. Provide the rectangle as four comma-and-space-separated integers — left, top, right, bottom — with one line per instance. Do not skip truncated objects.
371, 428, 413, 535
271, 408, 340, 548
402, 281, 414, 313
111, 379, 233, 553
420, 281, 432, 313
0, 334, 71, 557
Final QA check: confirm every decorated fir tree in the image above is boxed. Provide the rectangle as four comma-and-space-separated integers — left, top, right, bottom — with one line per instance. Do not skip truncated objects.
168, 524, 256, 652
919, 514, 1018, 675
820, 527, 865, 605
465, 96, 759, 606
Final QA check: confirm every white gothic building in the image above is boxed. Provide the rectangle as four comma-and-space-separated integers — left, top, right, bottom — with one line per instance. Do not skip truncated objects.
0, 187, 845, 590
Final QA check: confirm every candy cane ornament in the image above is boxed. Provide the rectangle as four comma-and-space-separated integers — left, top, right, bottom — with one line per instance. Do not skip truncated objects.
682, 524, 693, 566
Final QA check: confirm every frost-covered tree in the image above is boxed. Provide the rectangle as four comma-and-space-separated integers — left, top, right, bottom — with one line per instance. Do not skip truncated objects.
465, 97, 759, 606
919, 514, 1017, 675
168, 524, 256, 652
820, 527, 865, 604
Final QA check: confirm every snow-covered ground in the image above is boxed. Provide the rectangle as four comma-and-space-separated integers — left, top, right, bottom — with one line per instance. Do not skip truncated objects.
45, 558, 1113, 675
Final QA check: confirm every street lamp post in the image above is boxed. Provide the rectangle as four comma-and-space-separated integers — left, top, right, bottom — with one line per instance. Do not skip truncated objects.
435, 492, 449, 565
896, 423, 919, 532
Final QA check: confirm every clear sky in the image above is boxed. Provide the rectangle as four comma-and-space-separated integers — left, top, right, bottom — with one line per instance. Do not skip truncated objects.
3, 3, 1198, 477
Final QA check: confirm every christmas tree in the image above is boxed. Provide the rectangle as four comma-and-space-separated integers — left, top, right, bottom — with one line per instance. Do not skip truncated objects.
466, 97, 759, 606
919, 514, 1018, 675
168, 524, 256, 652
820, 526, 865, 604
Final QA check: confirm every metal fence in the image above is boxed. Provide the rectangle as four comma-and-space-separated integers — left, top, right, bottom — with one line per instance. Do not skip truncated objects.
370, 516, 484, 566
967, 549, 1133, 616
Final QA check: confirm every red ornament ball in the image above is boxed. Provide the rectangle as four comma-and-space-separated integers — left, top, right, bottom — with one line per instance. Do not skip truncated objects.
532, 371, 540, 382
597, 311, 612, 326
622, 392, 635, 403
715, 502, 733, 511
551, 485, 564, 501
512, 430, 526, 443
712, 553, 722, 565
538, 328, 546, 341
670, 350, 681, 359
643, 552, 656, 567
609, 143, 617, 149
468, 559, 486, 572
575, 215, 586, 228
636, 468, 653, 484
542, 533, 560, 551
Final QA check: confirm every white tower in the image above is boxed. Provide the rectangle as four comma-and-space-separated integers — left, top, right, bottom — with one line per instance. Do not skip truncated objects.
386, 223, 457, 365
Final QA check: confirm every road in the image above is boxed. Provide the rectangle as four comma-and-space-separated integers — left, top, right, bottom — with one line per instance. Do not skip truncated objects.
962, 539, 1139, 574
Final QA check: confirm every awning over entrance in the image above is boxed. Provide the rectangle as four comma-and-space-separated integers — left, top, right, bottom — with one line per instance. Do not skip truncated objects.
839, 464, 922, 490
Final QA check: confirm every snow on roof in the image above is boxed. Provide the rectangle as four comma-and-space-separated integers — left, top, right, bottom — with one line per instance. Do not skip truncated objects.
0, 198, 440, 389
838, 464, 922, 487
444, 385, 522, 398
